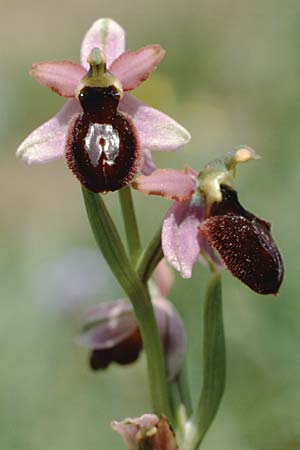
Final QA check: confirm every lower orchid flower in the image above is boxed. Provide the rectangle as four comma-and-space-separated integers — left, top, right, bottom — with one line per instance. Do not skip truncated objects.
134, 147, 284, 295
16, 18, 190, 192
76, 260, 186, 381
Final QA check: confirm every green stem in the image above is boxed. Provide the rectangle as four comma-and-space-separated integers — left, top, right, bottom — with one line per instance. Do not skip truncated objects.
137, 225, 163, 283
182, 272, 226, 450
82, 188, 171, 418
118, 186, 142, 266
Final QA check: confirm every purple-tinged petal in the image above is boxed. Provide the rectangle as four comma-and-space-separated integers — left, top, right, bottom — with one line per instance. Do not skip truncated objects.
29, 61, 86, 97
153, 297, 187, 381
80, 18, 125, 70
16, 99, 81, 165
77, 300, 142, 371
133, 169, 195, 201
76, 299, 136, 350
162, 201, 205, 278
120, 94, 191, 151
110, 45, 165, 91
141, 149, 157, 175
153, 259, 174, 297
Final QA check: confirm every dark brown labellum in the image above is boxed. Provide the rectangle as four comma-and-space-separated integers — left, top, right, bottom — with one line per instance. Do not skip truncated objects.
200, 185, 284, 295
89, 328, 142, 370
65, 86, 141, 193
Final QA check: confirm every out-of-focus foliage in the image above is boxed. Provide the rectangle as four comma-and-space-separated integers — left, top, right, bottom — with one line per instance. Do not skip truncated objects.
1, 1, 299, 449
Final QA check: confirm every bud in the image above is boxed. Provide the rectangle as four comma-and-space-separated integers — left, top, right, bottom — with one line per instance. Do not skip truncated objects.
111, 414, 178, 450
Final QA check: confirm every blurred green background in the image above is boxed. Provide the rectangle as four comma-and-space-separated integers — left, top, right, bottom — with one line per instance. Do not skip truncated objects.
1, 1, 299, 449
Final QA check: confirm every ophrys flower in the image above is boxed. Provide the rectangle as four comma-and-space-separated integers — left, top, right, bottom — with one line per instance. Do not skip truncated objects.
134, 147, 284, 295
17, 18, 190, 192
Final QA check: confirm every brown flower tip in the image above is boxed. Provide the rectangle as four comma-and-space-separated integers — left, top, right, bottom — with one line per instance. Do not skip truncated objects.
150, 416, 178, 450
65, 85, 142, 193
200, 185, 284, 295
89, 328, 142, 370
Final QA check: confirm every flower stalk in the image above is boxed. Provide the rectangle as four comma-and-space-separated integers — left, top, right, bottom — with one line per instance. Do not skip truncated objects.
82, 187, 171, 418
137, 225, 163, 283
118, 186, 142, 266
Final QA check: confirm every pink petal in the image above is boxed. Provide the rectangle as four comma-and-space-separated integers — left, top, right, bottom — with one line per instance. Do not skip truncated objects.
16, 99, 81, 165
120, 94, 191, 151
141, 149, 157, 175
153, 259, 174, 297
30, 61, 86, 97
80, 18, 125, 70
162, 201, 205, 278
110, 45, 165, 91
76, 299, 137, 350
153, 297, 187, 381
133, 169, 195, 201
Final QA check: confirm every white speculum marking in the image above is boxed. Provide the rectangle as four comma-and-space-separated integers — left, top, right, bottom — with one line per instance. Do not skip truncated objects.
84, 124, 120, 167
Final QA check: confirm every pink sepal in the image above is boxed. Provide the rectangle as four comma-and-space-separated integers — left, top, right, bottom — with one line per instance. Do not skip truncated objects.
80, 18, 125, 70
16, 99, 81, 164
120, 94, 191, 151
133, 169, 195, 201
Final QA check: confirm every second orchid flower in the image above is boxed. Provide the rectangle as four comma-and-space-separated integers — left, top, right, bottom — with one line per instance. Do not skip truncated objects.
134, 147, 284, 295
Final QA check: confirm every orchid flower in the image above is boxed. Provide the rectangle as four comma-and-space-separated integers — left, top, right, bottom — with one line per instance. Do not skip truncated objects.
76, 260, 187, 380
16, 18, 190, 190
134, 147, 284, 295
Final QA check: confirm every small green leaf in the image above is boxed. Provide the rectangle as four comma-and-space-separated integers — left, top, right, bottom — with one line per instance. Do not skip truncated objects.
182, 273, 226, 450
198, 272, 226, 433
